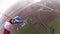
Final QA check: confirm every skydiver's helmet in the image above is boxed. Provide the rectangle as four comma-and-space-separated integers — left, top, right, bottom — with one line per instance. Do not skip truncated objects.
9, 16, 23, 24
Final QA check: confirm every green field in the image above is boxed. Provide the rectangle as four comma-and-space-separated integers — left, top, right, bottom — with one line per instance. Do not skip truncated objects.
48, 16, 60, 34
12, 19, 40, 34
12, 16, 60, 34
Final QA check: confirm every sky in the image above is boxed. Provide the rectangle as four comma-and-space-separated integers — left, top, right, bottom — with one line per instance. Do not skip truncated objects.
0, 0, 20, 18
33, 0, 41, 3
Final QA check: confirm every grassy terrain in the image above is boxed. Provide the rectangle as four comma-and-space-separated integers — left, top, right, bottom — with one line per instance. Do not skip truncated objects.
12, 19, 40, 34
48, 16, 60, 34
